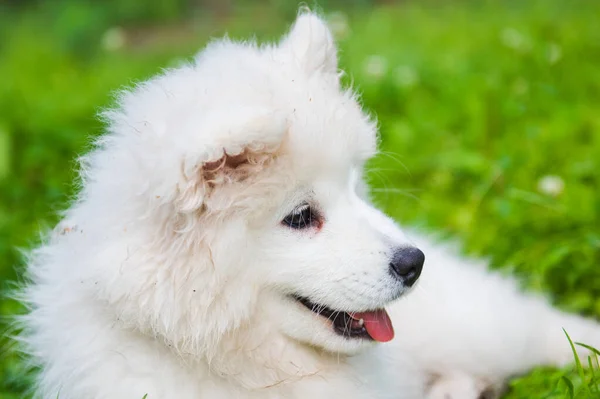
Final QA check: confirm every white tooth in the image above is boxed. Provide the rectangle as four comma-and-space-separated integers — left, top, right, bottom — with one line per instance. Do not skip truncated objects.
358, 319, 364, 327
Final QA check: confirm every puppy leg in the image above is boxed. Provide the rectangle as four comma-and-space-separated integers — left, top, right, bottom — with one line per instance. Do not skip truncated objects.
426, 372, 504, 399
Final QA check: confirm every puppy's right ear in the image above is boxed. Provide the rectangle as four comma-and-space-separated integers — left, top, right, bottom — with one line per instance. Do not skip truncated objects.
280, 11, 338, 76
174, 107, 287, 213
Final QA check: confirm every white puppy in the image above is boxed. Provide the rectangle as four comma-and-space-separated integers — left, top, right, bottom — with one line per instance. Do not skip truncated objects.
20, 12, 600, 399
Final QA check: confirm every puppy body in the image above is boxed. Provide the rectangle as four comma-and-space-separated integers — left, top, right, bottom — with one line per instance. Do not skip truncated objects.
21, 13, 600, 399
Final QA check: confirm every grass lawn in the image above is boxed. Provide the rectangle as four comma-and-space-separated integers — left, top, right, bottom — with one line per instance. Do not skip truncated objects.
1, 0, 599, 397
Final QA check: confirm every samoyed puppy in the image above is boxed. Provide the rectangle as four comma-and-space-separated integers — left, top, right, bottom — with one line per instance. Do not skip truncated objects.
20, 11, 600, 399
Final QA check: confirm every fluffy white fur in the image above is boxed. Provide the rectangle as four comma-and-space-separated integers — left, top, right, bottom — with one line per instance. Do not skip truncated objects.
20, 12, 600, 399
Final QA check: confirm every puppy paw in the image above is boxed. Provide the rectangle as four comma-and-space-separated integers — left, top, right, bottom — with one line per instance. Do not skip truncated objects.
426, 372, 503, 399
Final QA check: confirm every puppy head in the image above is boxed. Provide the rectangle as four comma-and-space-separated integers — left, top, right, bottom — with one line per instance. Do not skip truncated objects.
76, 12, 424, 362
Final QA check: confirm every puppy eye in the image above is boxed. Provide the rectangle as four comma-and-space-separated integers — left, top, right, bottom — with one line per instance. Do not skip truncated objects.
282, 204, 317, 229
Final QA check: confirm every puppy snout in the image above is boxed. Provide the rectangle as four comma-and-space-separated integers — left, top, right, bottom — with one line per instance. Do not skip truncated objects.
389, 247, 425, 287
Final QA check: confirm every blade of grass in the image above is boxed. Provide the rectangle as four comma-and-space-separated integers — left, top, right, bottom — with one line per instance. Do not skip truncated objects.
564, 329, 592, 396
575, 342, 600, 358
587, 356, 598, 393
560, 375, 575, 399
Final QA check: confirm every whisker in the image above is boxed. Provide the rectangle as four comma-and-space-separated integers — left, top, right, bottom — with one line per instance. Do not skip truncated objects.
371, 187, 421, 201
376, 151, 412, 176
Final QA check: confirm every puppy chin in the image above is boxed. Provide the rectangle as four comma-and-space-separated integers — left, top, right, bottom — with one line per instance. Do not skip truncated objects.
267, 297, 375, 355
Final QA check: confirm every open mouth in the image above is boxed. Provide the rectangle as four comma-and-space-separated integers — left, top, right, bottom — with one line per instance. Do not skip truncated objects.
293, 295, 395, 342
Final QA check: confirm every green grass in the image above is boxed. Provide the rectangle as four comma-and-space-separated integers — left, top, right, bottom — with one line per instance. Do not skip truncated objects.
1, 0, 599, 397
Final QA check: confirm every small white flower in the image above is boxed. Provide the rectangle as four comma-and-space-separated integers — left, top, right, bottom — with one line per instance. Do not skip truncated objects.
363, 55, 388, 80
327, 11, 350, 39
500, 28, 531, 52
538, 175, 565, 196
102, 27, 126, 52
393, 65, 419, 88
547, 43, 562, 64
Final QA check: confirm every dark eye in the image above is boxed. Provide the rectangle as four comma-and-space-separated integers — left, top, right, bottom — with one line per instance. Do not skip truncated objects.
282, 204, 317, 229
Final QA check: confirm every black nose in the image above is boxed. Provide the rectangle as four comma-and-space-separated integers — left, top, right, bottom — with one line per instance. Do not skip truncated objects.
389, 247, 424, 287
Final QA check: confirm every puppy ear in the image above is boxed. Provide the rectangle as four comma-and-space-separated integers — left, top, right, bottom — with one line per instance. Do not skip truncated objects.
175, 108, 286, 213
281, 11, 338, 76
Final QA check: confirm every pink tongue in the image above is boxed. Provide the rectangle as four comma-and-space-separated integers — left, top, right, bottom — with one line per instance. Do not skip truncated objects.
353, 309, 394, 342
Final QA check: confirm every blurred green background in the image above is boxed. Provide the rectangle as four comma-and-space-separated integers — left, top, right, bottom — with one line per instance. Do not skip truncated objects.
1, 0, 599, 398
